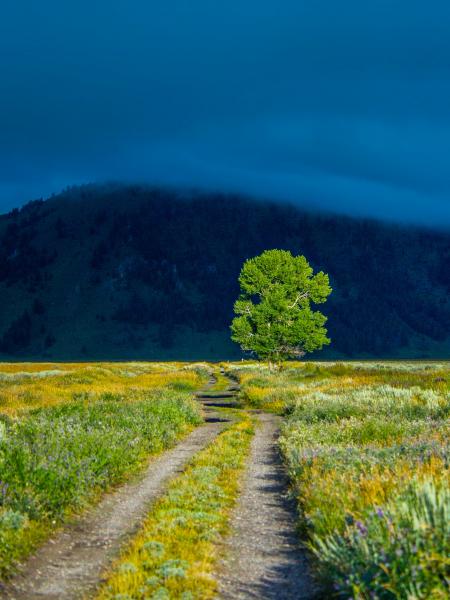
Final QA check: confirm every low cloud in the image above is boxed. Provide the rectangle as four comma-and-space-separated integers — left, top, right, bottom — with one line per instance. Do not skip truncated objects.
0, 1, 449, 226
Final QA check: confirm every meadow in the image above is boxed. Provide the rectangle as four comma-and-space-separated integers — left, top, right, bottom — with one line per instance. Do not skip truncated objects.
231, 361, 450, 599
0, 362, 208, 577
1, 359, 449, 599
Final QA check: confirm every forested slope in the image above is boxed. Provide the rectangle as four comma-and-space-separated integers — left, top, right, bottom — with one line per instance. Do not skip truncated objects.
0, 184, 449, 359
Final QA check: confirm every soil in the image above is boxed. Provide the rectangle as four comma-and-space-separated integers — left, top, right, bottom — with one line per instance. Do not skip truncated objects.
218, 413, 318, 599
3, 375, 318, 600
3, 379, 227, 600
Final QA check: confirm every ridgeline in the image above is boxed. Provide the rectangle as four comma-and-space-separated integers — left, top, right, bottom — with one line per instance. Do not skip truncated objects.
0, 184, 449, 359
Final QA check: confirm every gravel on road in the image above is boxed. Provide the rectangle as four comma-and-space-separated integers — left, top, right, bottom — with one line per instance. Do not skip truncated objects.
218, 413, 317, 600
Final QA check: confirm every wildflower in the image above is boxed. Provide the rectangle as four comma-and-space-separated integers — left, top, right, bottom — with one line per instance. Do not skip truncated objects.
355, 520, 368, 536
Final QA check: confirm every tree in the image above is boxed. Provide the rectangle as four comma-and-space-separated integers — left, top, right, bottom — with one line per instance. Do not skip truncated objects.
230, 249, 332, 366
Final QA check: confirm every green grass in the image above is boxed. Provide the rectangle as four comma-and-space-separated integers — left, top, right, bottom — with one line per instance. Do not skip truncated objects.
2, 359, 449, 598
314, 478, 450, 599
234, 361, 450, 598
95, 414, 254, 600
0, 390, 202, 578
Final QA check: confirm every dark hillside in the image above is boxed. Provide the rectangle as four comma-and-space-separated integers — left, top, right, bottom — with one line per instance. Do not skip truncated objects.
0, 184, 449, 359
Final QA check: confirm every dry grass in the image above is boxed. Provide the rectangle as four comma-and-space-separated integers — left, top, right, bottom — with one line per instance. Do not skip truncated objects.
0, 362, 208, 415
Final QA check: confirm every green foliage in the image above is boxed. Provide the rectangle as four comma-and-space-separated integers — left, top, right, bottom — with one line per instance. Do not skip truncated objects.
232, 361, 450, 596
0, 393, 201, 577
271, 363, 450, 598
231, 250, 332, 363
315, 479, 450, 599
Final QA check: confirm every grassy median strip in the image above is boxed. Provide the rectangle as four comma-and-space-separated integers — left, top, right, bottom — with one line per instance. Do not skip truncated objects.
95, 414, 254, 600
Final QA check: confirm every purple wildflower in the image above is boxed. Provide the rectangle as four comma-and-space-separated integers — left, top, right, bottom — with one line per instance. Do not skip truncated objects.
356, 520, 368, 536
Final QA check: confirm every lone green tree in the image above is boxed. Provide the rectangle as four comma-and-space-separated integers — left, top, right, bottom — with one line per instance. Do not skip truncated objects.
231, 250, 332, 366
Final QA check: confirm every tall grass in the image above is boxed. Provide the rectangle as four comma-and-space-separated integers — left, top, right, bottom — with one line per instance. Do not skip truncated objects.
0, 362, 206, 578
235, 361, 450, 598
229, 361, 449, 412
0, 362, 206, 415
315, 478, 450, 599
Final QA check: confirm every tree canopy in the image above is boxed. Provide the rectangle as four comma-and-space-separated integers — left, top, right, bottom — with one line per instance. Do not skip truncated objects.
230, 249, 332, 363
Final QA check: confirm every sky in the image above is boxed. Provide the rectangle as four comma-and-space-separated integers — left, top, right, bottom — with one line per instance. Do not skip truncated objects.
1, 1, 450, 227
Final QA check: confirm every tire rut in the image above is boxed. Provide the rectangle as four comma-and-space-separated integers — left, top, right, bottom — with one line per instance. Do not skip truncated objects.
218, 413, 317, 600
3, 380, 227, 600
2, 374, 317, 600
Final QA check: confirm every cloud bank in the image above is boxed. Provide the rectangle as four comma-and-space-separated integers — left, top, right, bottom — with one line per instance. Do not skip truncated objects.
1, 1, 450, 226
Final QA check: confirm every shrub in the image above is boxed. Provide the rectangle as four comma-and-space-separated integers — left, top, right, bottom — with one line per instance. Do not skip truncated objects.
314, 479, 450, 599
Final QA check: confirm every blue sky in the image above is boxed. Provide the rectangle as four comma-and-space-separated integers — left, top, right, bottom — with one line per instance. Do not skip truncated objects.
1, 1, 450, 226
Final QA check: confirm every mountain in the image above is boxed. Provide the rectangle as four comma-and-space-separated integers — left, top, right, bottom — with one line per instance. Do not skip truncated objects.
0, 184, 449, 360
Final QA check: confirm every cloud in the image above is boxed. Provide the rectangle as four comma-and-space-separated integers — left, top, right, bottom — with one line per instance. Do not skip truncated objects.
0, 1, 450, 226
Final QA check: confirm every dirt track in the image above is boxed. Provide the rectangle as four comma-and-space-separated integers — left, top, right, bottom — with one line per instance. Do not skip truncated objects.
218, 413, 317, 599
3, 375, 317, 599
3, 380, 227, 600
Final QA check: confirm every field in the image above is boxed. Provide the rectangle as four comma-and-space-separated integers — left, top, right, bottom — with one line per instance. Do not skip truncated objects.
0, 362, 208, 577
232, 361, 450, 598
0, 360, 448, 599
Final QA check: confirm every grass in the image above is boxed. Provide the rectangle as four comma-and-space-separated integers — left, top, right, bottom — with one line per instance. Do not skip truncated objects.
232, 361, 450, 599
95, 414, 254, 600
230, 361, 449, 413
0, 362, 208, 578
2, 359, 449, 598
0, 362, 208, 415
313, 478, 450, 599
